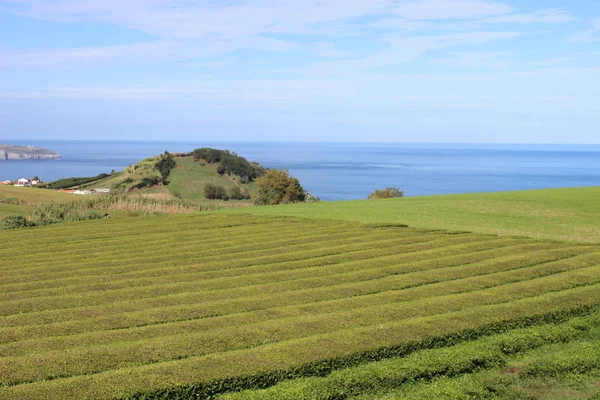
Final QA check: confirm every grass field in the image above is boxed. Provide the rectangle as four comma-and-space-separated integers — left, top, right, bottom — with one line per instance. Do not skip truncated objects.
0, 185, 74, 204
0, 186, 75, 217
1, 213, 600, 399
219, 186, 600, 243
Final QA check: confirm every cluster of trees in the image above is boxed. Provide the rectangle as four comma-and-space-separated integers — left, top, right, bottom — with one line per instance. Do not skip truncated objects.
254, 169, 306, 205
154, 151, 176, 184
192, 148, 266, 182
368, 187, 404, 199
204, 184, 251, 201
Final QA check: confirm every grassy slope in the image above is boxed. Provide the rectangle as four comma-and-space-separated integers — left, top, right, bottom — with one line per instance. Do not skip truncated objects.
0, 185, 79, 217
0, 185, 74, 204
1, 214, 600, 399
218, 186, 600, 243
83, 157, 161, 192
82, 172, 126, 189
84, 156, 251, 204
166, 156, 248, 202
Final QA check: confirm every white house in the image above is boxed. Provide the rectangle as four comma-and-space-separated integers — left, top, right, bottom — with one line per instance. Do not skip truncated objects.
14, 178, 31, 187
0, 180, 11, 185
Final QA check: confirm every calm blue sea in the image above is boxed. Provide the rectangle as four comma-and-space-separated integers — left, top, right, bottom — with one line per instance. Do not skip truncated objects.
1, 141, 599, 201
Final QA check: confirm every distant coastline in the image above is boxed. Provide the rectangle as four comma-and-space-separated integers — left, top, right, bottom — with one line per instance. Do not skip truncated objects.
0, 141, 599, 200
0, 144, 62, 161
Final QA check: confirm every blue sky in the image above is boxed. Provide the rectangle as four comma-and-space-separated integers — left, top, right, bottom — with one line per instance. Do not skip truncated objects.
0, 0, 599, 143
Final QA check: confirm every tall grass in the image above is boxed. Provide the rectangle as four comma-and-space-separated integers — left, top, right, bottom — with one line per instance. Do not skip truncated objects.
0, 195, 26, 205
66, 195, 230, 214
0, 195, 232, 229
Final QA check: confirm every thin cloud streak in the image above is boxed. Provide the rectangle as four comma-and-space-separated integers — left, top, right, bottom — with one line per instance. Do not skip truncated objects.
0, 0, 576, 70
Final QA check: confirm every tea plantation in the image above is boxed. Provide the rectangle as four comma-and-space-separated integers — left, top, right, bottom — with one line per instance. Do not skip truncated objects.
1, 212, 600, 399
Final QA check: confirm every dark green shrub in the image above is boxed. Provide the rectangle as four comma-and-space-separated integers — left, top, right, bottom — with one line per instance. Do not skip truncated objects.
1, 215, 34, 229
228, 186, 250, 200
131, 177, 160, 190
192, 148, 266, 182
155, 151, 176, 183
205, 183, 228, 200
255, 169, 305, 205
368, 187, 404, 199
193, 148, 224, 163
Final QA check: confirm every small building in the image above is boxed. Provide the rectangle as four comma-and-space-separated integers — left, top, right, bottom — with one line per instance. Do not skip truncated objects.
0, 180, 11, 185
14, 178, 31, 187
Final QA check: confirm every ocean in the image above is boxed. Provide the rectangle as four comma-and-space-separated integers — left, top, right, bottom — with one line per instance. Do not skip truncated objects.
1, 141, 599, 201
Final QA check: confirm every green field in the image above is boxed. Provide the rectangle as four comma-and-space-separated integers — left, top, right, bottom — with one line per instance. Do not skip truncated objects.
0, 185, 74, 204
219, 187, 600, 243
1, 212, 600, 399
0, 186, 75, 217
0, 204, 25, 217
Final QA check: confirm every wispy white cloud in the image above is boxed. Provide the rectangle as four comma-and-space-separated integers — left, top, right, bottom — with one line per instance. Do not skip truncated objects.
390, 0, 512, 20
482, 9, 576, 24
0, 0, 576, 71
528, 58, 572, 67
2, 36, 298, 69
284, 30, 523, 77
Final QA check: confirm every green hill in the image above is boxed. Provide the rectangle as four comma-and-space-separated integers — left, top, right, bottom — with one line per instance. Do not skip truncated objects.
84, 149, 261, 203
218, 186, 600, 243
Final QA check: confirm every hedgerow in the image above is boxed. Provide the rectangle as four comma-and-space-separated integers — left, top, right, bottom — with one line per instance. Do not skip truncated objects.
45, 173, 111, 189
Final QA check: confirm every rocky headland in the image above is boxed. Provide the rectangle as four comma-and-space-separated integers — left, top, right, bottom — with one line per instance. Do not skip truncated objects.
0, 144, 62, 160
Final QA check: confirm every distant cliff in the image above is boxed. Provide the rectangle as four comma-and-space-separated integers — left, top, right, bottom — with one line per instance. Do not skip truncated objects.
0, 144, 62, 161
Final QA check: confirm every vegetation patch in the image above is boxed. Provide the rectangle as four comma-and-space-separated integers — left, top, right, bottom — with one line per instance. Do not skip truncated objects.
0, 195, 26, 205
368, 187, 404, 199
192, 148, 266, 182
0, 214, 599, 399
46, 173, 113, 189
